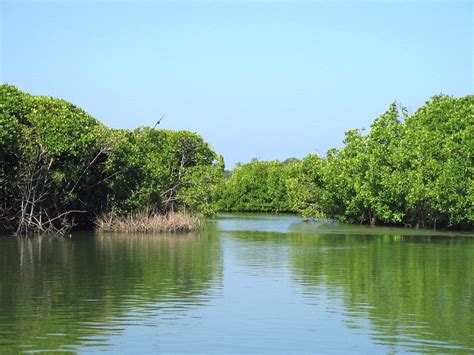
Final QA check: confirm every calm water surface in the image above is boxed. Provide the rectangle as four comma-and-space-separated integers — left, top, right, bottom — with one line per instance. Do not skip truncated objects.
0, 214, 473, 353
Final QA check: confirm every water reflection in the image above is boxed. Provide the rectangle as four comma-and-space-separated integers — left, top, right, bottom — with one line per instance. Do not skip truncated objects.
289, 229, 474, 352
0, 215, 473, 353
217, 215, 474, 352
0, 228, 222, 352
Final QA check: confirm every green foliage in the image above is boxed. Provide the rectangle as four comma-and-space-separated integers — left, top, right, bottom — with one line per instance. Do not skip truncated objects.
292, 95, 473, 230
0, 85, 223, 234
286, 154, 325, 219
178, 155, 225, 216
0, 84, 109, 233
2, 85, 470, 232
0, 85, 29, 216
399, 95, 473, 229
219, 95, 472, 230
218, 160, 296, 212
105, 127, 224, 216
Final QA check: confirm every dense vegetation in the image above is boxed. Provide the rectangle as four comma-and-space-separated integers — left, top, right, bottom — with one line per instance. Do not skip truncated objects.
219, 95, 473, 230
0, 85, 223, 235
218, 159, 296, 212
1, 85, 471, 234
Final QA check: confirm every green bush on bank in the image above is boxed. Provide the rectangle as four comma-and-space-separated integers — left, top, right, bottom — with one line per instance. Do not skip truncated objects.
218, 159, 297, 212
305, 95, 473, 230
0, 85, 110, 233
105, 127, 224, 216
1, 85, 471, 233
220, 95, 473, 230
0, 85, 224, 234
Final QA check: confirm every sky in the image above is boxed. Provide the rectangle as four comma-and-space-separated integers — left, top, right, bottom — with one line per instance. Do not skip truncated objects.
1, 0, 472, 169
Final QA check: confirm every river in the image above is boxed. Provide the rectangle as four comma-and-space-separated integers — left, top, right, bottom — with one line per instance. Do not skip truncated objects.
0, 213, 473, 353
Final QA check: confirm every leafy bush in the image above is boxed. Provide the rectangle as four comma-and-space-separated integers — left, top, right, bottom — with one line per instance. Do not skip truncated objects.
220, 95, 473, 230
0, 85, 223, 234
2, 85, 470, 233
0, 85, 109, 233
218, 159, 296, 212
105, 127, 224, 216
291, 95, 473, 230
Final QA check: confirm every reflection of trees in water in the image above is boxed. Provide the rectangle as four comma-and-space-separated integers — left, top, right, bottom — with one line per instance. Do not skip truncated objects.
289, 232, 474, 351
0, 226, 222, 352
222, 231, 293, 274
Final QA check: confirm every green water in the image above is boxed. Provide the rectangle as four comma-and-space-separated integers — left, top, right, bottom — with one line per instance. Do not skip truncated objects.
0, 214, 473, 353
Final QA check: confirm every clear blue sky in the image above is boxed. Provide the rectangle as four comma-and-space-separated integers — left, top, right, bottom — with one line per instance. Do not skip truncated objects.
1, 1, 472, 168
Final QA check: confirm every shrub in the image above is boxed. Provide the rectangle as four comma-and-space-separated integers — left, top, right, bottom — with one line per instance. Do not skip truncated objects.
95, 209, 200, 233
218, 159, 296, 212
0, 85, 109, 234
0, 85, 223, 235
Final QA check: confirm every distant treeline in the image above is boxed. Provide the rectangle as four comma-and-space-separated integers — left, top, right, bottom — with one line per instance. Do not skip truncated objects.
1, 85, 472, 234
218, 95, 473, 230
0, 85, 223, 234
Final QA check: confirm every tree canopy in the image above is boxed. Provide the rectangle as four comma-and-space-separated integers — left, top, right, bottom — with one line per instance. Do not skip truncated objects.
0, 85, 223, 234
1, 86, 471, 233
220, 95, 473, 230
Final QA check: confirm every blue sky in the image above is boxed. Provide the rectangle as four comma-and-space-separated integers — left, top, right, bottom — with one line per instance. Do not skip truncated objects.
1, 1, 472, 168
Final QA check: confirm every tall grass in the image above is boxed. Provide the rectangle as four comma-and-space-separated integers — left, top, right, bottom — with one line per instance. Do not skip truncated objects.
95, 209, 200, 233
